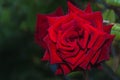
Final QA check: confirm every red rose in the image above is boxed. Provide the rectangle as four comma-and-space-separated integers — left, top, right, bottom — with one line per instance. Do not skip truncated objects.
35, 2, 114, 75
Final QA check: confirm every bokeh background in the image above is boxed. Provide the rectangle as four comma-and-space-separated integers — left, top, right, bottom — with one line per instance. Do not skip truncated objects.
0, 0, 120, 80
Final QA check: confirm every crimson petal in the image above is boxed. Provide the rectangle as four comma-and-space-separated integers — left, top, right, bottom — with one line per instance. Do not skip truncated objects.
43, 36, 62, 64
41, 50, 50, 61
84, 3, 92, 13
103, 24, 113, 33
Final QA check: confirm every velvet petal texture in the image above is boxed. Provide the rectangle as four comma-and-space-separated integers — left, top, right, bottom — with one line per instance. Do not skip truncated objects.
35, 2, 115, 75
35, 7, 64, 48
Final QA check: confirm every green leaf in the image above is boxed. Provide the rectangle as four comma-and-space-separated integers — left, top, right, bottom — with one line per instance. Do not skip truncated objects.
111, 23, 120, 40
103, 9, 116, 23
105, 0, 120, 7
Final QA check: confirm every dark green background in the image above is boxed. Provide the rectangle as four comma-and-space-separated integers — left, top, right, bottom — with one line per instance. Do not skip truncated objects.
0, 0, 120, 80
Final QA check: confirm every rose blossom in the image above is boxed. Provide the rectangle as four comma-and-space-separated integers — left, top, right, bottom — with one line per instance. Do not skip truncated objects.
35, 2, 114, 75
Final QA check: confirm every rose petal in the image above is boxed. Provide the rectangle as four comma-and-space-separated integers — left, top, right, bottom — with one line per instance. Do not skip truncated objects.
65, 49, 86, 70
61, 20, 76, 31
35, 14, 49, 48
79, 61, 89, 70
85, 35, 106, 62
41, 50, 50, 61
35, 7, 64, 48
69, 4, 103, 31
58, 32, 80, 59
48, 15, 70, 42
60, 64, 71, 75
53, 7, 64, 16
91, 49, 101, 64
75, 35, 106, 69
103, 24, 113, 33
84, 12, 103, 30
79, 30, 90, 49
97, 35, 115, 63
84, 3, 92, 13
47, 17, 59, 26
43, 35, 62, 64
55, 67, 63, 75
67, 1, 84, 14
57, 31, 74, 51
88, 32, 99, 48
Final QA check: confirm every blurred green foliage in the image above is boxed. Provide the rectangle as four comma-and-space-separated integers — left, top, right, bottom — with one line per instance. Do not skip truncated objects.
103, 9, 116, 23
106, 0, 120, 7
0, 0, 120, 80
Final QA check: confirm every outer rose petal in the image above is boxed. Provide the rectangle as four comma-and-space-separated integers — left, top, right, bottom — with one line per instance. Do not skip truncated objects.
47, 17, 59, 26
55, 64, 72, 75
41, 50, 49, 61
74, 15, 104, 49
91, 48, 101, 64
67, 1, 84, 14
91, 35, 114, 64
53, 7, 64, 16
73, 15, 100, 48
97, 35, 115, 63
84, 3, 92, 13
35, 14, 49, 48
70, 5, 103, 31
55, 67, 63, 75
35, 7, 64, 48
75, 35, 106, 69
43, 35, 62, 64
60, 64, 71, 75
86, 12, 103, 30
78, 11, 103, 30
103, 24, 113, 33
65, 49, 86, 70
